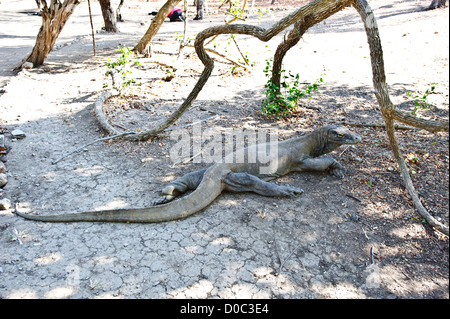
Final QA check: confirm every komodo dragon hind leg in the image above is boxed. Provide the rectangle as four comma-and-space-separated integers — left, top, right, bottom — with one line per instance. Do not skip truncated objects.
223, 172, 304, 197
151, 168, 207, 205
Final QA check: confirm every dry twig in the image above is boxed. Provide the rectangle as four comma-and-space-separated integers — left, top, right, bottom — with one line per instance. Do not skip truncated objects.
52, 132, 136, 164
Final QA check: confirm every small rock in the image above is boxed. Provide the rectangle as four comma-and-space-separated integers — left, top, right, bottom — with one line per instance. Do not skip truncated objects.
347, 213, 360, 221
22, 62, 34, 69
0, 198, 11, 210
0, 173, 7, 187
11, 129, 26, 139
0, 161, 5, 174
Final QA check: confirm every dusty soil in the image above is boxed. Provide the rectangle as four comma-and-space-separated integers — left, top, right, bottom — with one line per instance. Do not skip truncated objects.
0, 0, 448, 299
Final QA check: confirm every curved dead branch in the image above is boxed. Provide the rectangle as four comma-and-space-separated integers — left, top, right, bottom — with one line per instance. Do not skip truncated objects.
393, 109, 449, 132
271, 0, 350, 105
95, 0, 353, 141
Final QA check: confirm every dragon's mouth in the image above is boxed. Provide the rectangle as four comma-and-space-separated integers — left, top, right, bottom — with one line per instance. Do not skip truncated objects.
347, 134, 362, 144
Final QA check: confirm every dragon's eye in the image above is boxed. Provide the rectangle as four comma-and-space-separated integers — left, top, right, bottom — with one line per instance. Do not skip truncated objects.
336, 132, 345, 137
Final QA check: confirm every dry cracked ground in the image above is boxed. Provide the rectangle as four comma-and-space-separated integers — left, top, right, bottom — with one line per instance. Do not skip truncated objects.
0, 0, 448, 299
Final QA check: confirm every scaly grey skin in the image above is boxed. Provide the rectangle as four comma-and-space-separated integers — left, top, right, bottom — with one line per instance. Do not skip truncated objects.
15, 125, 361, 223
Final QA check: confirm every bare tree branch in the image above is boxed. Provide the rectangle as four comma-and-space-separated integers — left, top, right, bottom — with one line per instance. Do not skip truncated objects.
353, 0, 448, 235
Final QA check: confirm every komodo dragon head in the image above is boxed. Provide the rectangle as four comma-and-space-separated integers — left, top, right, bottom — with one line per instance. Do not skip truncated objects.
314, 125, 362, 156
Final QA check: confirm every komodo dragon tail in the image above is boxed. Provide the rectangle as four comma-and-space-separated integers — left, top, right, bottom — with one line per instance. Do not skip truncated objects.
15, 165, 231, 223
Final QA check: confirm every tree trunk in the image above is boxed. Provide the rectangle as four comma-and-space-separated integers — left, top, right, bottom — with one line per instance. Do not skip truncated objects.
134, 0, 181, 56
429, 0, 447, 9
99, 0, 118, 32
24, 0, 80, 68
116, 0, 125, 22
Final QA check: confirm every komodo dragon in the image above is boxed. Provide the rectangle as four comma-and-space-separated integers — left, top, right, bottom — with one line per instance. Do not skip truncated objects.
15, 125, 361, 223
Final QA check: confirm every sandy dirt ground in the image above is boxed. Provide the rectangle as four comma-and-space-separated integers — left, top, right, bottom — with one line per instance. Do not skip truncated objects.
0, 0, 448, 299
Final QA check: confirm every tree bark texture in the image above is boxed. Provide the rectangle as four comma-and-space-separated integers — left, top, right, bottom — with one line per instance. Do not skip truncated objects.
133, 0, 181, 56
25, 0, 80, 68
99, 0, 118, 32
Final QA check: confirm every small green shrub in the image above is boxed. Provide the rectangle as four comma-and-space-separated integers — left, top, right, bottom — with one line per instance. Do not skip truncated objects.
407, 83, 437, 117
261, 58, 324, 117
105, 46, 141, 87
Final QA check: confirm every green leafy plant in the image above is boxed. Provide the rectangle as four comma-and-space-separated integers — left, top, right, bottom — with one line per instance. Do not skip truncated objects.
175, 32, 194, 46
105, 46, 141, 87
162, 67, 176, 82
261, 58, 324, 117
226, 0, 245, 18
407, 83, 437, 117
254, 7, 273, 20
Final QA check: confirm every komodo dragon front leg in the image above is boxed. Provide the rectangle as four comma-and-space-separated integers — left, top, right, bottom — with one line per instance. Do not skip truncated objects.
299, 157, 347, 178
